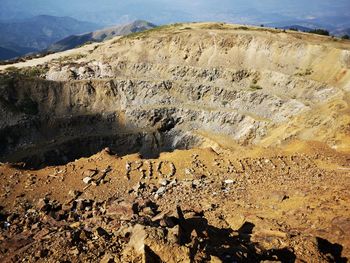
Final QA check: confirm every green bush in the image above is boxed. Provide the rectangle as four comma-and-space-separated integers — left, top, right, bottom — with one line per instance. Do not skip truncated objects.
295, 68, 313, 77
342, 35, 350, 40
4, 66, 20, 74
309, 29, 329, 36
4, 66, 47, 78
289, 27, 299, 31
250, 84, 263, 91
222, 100, 229, 106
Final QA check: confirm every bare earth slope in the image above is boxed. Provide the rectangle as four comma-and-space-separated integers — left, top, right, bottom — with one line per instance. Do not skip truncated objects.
0, 22, 350, 262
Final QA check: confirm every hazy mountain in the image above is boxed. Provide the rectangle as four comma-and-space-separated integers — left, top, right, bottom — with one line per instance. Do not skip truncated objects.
268, 18, 350, 36
333, 28, 350, 37
0, 0, 349, 28
0, 15, 101, 60
48, 20, 156, 52
1, 0, 349, 60
0, 41, 38, 61
0, 47, 20, 60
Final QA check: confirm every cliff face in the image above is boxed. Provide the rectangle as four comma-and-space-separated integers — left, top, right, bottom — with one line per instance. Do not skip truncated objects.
1, 22, 350, 165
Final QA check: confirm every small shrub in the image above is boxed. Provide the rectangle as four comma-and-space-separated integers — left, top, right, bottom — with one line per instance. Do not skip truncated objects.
295, 68, 313, 77
289, 27, 299, 31
21, 67, 44, 78
250, 84, 263, 91
342, 35, 350, 40
2, 65, 48, 80
78, 41, 94, 48
309, 29, 329, 36
4, 66, 20, 74
122, 24, 180, 39
69, 53, 87, 60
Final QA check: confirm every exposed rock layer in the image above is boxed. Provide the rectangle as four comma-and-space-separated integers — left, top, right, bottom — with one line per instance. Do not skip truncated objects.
1, 22, 350, 165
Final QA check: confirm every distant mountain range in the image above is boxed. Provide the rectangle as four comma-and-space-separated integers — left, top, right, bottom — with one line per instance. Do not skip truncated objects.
273, 24, 350, 37
334, 28, 350, 37
0, 15, 100, 60
47, 20, 156, 52
1, 12, 349, 62
267, 16, 350, 37
0, 47, 20, 60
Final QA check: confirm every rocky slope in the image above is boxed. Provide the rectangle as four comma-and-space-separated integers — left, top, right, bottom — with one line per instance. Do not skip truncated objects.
0, 22, 350, 262
1, 23, 350, 165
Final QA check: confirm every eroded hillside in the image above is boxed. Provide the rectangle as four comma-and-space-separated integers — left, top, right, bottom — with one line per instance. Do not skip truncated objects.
0, 23, 350, 262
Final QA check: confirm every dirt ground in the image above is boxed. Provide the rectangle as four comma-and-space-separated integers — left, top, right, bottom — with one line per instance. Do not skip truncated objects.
1, 141, 349, 262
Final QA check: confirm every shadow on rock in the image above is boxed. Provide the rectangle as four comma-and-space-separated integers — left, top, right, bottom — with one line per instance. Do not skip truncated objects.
317, 237, 348, 263
175, 206, 296, 263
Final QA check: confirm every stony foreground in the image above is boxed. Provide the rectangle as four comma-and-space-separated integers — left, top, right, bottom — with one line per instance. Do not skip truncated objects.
1, 145, 350, 262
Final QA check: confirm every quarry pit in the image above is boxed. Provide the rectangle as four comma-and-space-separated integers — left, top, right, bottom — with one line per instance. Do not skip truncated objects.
1, 23, 350, 262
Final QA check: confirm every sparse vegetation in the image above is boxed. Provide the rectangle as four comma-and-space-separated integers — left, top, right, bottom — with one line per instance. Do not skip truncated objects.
222, 100, 229, 106
309, 29, 329, 36
70, 53, 88, 60
21, 67, 48, 78
78, 41, 94, 48
4, 66, 20, 74
51, 53, 86, 65
289, 27, 299, 31
2, 65, 49, 79
121, 23, 185, 40
249, 84, 263, 91
342, 34, 350, 40
202, 23, 228, 30
295, 68, 313, 77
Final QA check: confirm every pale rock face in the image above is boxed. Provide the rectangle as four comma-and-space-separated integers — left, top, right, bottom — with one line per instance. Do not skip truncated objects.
341, 50, 350, 69
1, 22, 350, 165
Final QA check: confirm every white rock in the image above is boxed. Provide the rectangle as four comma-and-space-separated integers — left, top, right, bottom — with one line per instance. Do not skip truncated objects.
156, 186, 166, 195
224, 179, 234, 184
83, 177, 92, 184
159, 179, 168, 186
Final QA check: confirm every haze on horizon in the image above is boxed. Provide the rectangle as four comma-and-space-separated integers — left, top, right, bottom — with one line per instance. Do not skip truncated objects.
0, 0, 349, 28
